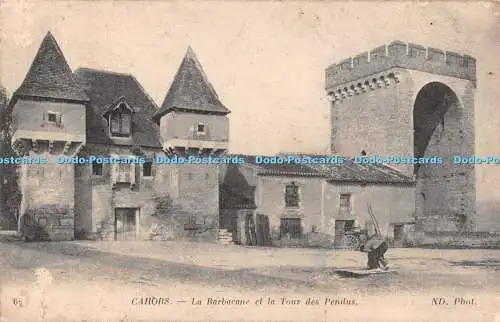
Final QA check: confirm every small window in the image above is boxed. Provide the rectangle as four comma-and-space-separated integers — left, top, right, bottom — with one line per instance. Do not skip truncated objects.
2, 176, 7, 184
48, 113, 57, 123
92, 163, 103, 176
45, 111, 61, 126
197, 123, 205, 134
285, 182, 299, 208
339, 194, 351, 210
143, 162, 152, 177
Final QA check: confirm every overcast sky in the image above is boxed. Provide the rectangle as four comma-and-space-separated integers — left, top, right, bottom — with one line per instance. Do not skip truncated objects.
1, 0, 499, 200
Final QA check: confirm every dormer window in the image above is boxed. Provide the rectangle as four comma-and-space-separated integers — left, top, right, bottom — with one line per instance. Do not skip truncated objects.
110, 104, 132, 137
104, 99, 134, 138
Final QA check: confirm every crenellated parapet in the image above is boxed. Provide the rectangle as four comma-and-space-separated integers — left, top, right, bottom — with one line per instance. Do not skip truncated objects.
325, 40, 476, 92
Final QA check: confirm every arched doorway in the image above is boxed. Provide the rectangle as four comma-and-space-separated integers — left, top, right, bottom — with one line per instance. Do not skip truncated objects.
413, 82, 470, 232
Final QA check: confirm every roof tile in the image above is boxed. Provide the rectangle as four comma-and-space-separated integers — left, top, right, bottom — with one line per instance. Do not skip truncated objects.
14, 32, 89, 102
73, 68, 162, 148
154, 47, 230, 121
226, 154, 414, 184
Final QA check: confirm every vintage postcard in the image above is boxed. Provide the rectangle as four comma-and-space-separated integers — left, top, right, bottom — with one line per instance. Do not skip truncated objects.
0, 0, 499, 321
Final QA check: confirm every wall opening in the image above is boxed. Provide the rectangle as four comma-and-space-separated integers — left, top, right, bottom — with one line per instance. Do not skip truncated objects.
413, 81, 468, 232
413, 82, 460, 176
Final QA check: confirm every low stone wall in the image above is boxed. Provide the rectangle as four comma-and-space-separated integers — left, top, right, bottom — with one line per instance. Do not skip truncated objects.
22, 204, 74, 241
415, 231, 500, 249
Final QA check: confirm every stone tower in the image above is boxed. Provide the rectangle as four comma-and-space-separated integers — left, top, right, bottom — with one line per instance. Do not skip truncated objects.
325, 41, 476, 234
9, 32, 88, 240
153, 47, 231, 238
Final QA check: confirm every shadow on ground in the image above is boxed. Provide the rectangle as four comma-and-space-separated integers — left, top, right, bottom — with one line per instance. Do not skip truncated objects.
448, 259, 500, 270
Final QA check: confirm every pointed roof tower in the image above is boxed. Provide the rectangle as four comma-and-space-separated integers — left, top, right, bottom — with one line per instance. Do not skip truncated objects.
153, 47, 230, 122
13, 32, 89, 103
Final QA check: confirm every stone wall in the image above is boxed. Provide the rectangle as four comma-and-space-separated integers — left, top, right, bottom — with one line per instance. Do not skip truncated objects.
324, 182, 416, 237
325, 42, 478, 236
159, 111, 229, 142
328, 70, 413, 175
256, 175, 323, 246
175, 164, 220, 240
20, 153, 75, 240
416, 232, 500, 249
74, 144, 221, 241
325, 41, 476, 90
254, 175, 415, 248
23, 204, 74, 241
11, 99, 86, 143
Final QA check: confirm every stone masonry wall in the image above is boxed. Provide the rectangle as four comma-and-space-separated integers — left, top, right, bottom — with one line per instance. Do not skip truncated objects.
328, 69, 414, 176
159, 112, 229, 142
21, 153, 75, 241
325, 41, 476, 90
325, 41, 477, 237
175, 163, 220, 240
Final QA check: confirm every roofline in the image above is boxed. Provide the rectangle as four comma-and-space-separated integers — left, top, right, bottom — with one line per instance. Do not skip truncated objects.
326, 179, 416, 186
74, 68, 161, 112
101, 97, 136, 116
153, 106, 230, 121
74, 67, 135, 78
257, 172, 325, 178
8, 93, 89, 111
131, 74, 161, 110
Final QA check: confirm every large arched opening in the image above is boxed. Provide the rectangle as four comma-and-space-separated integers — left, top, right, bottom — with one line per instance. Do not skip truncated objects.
413, 82, 469, 232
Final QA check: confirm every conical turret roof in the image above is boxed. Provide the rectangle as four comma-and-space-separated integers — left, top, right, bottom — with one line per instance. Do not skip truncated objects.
153, 47, 230, 121
14, 32, 88, 102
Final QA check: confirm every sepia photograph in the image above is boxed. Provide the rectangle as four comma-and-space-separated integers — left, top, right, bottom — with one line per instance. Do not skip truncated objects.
0, 1, 499, 321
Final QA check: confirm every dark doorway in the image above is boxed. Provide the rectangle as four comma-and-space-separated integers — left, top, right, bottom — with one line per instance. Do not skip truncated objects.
334, 219, 355, 248
255, 214, 272, 246
393, 224, 405, 248
114, 208, 138, 241
244, 213, 257, 246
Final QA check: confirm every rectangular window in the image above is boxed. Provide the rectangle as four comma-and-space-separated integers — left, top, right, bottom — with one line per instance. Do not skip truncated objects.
280, 218, 302, 239
121, 113, 131, 134
45, 111, 62, 126
339, 194, 351, 210
285, 182, 299, 208
197, 123, 205, 134
92, 163, 103, 176
48, 113, 57, 123
142, 162, 152, 177
110, 111, 132, 137
117, 163, 131, 183
111, 114, 120, 133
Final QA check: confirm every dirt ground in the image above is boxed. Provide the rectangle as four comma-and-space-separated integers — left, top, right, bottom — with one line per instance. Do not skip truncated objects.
1, 240, 499, 322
